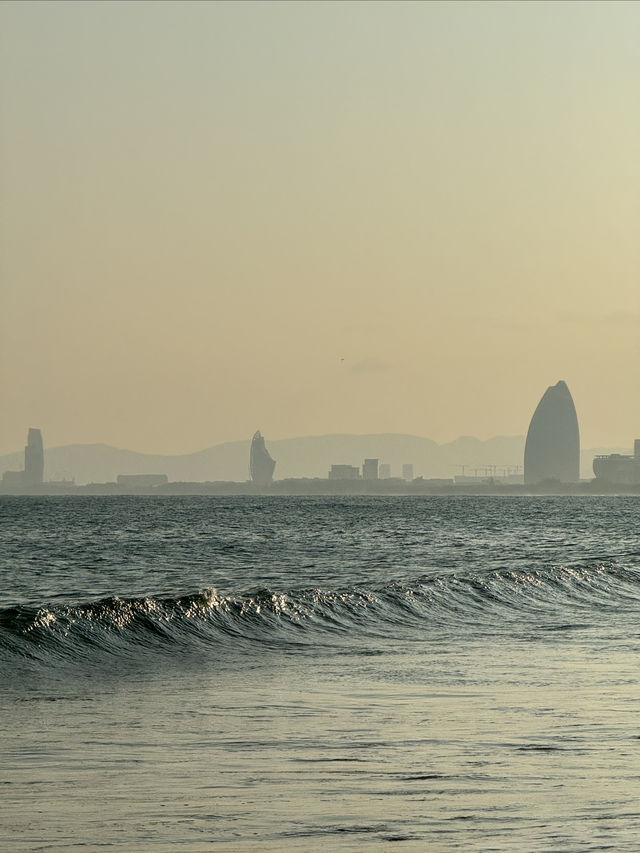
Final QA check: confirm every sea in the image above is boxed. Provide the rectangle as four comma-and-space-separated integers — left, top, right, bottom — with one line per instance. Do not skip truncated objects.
2, 495, 640, 852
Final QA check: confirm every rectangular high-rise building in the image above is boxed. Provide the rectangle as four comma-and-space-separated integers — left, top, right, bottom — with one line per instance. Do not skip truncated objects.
402, 463, 414, 481
379, 463, 391, 479
362, 458, 379, 480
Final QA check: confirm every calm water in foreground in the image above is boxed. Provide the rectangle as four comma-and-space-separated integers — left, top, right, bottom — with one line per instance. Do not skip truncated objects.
2, 495, 640, 852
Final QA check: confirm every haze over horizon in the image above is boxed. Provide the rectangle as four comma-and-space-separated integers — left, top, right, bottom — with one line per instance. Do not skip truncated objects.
0, 430, 620, 485
2, 1, 639, 456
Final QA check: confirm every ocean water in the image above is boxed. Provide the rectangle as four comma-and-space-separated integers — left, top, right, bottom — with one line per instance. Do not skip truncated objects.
2, 495, 640, 852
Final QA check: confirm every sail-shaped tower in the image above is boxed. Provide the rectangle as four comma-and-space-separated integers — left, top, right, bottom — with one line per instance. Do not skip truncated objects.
250, 431, 276, 487
524, 380, 580, 484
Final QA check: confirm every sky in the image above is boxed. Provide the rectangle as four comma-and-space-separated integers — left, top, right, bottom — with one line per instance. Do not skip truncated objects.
1, 0, 639, 455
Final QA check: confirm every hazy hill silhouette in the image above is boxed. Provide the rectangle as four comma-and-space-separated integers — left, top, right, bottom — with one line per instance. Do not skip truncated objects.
0, 434, 625, 485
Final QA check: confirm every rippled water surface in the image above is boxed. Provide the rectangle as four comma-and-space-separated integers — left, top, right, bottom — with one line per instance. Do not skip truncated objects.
2, 495, 640, 851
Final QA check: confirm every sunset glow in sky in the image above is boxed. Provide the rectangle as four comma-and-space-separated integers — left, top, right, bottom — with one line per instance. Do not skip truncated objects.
1, 1, 639, 454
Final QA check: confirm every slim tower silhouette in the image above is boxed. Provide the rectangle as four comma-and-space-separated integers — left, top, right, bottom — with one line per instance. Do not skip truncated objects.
524, 381, 580, 484
250, 431, 276, 487
24, 428, 44, 487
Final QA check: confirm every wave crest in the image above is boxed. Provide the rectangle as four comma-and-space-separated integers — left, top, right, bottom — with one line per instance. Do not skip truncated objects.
2, 564, 639, 667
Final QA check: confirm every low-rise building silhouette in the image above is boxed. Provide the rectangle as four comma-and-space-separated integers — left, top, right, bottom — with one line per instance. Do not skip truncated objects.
328, 464, 360, 480
116, 474, 168, 488
1, 470, 24, 487
593, 439, 640, 484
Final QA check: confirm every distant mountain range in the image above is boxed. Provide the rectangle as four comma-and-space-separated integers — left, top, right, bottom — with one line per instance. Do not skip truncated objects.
0, 434, 628, 485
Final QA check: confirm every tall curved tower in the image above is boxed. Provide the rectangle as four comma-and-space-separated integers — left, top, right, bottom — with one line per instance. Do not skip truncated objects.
250, 431, 276, 487
524, 381, 580, 484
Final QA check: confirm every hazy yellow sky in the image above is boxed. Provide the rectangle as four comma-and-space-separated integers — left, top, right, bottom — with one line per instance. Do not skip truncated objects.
1, 0, 638, 454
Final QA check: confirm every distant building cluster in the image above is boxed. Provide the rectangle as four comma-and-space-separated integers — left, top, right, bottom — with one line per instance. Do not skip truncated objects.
3, 390, 639, 493
328, 458, 415, 481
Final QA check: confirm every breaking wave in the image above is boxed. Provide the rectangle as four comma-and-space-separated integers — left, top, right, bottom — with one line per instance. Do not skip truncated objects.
2, 563, 640, 670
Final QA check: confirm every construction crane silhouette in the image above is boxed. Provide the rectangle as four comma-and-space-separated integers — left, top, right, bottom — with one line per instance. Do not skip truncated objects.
455, 464, 522, 480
